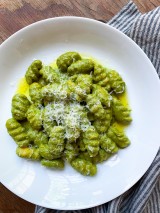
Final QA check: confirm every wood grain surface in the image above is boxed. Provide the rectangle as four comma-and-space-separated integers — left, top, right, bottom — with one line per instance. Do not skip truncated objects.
0, 0, 160, 212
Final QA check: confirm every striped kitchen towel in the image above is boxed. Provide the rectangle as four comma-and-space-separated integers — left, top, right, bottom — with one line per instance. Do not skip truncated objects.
35, 1, 160, 213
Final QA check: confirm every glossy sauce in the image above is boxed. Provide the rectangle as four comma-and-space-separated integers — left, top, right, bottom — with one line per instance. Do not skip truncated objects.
16, 57, 130, 132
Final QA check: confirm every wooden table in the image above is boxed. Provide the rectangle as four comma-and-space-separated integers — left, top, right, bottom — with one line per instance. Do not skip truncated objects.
0, 0, 159, 212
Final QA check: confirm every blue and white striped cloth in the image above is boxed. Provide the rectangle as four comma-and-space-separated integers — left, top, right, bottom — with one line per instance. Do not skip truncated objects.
35, 1, 160, 213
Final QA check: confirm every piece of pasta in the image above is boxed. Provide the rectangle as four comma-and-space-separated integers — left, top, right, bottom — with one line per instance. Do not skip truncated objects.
112, 97, 132, 124
11, 94, 30, 120
107, 126, 130, 148
27, 128, 48, 147
42, 104, 57, 135
39, 144, 60, 160
41, 159, 64, 169
40, 65, 60, 83
92, 148, 112, 164
6, 118, 30, 147
25, 60, 42, 85
86, 94, 105, 119
48, 126, 65, 156
57, 52, 81, 72
82, 126, 99, 157
108, 70, 125, 94
71, 158, 97, 176
79, 109, 91, 132
67, 59, 94, 75
29, 83, 42, 105
64, 141, 79, 162
93, 64, 110, 90
100, 134, 119, 153
16, 147, 41, 160
26, 105, 43, 130
92, 84, 112, 107
64, 104, 82, 142
93, 108, 112, 133
41, 83, 68, 101
67, 74, 92, 102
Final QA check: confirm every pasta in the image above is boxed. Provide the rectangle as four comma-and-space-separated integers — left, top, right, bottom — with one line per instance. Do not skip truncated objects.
6, 51, 132, 176
93, 108, 112, 133
67, 74, 92, 102
25, 60, 42, 85
108, 70, 125, 94
39, 66, 60, 83
29, 82, 42, 106
100, 134, 119, 153
92, 149, 113, 164
27, 128, 48, 147
41, 159, 64, 169
12, 94, 30, 120
48, 126, 65, 156
86, 94, 105, 119
82, 126, 99, 157
71, 158, 97, 176
26, 105, 43, 130
67, 59, 94, 75
107, 126, 130, 148
57, 52, 81, 72
92, 84, 112, 107
112, 97, 132, 124
39, 144, 59, 160
93, 63, 110, 91
6, 118, 30, 147
16, 147, 41, 160
64, 142, 79, 162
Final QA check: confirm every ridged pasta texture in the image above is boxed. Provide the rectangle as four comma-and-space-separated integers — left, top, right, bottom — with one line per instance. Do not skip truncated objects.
6, 51, 132, 176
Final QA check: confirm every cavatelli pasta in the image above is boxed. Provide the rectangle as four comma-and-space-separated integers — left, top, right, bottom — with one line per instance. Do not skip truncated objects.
86, 94, 105, 119
108, 70, 125, 94
40, 66, 60, 83
112, 97, 132, 124
67, 59, 94, 75
92, 84, 112, 107
39, 144, 59, 160
92, 149, 112, 164
41, 83, 68, 101
71, 158, 97, 176
27, 128, 48, 147
67, 74, 92, 102
107, 126, 130, 148
29, 83, 42, 105
11, 94, 30, 120
100, 134, 119, 153
82, 126, 99, 157
6, 118, 30, 147
42, 103, 57, 135
26, 105, 43, 130
16, 147, 41, 160
7, 51, 132, 176
93, 63, 110, 91
41, 159, 64, 169
93, 108, 112, 133
25, 60, 42, 85
48, 126, 65, 156
64, 142, 79, 162
57, 52, 81, 72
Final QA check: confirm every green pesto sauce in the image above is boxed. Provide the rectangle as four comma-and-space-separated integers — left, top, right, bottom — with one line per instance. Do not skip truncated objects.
17, 55, 130, 132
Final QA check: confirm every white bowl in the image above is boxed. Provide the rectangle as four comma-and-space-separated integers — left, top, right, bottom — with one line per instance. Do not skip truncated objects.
0, 17, 160, 210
